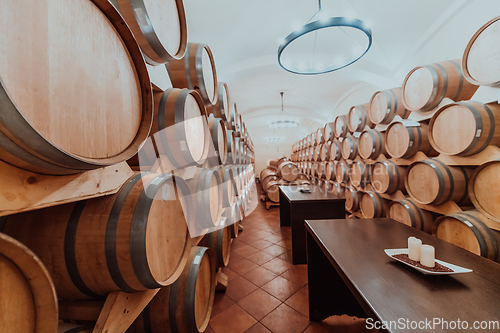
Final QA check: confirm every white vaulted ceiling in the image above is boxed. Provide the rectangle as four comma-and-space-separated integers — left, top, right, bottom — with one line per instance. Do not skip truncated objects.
183, 0, 500, 173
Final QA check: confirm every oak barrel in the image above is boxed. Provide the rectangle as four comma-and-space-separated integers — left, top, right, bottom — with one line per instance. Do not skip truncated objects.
0, 0, 153, 175
315, 128, 325, 145
350, 160, 370, 188
116, 0, 187, 65
207, 116, 228, 165
0, 233, 58, 333
428, 101, 500, 156
345, 186, 361, 211
263, 180, 280, 203
402, 59, 479, 111
324, 123, 335, 141
387, 199, 434, 234
329, 139, 342, 161
0, 173, 192, 300
278, 161, 299, 182
360, 191, 389, 218
341, 134, 358, 160
405, 159, 472, 205
216, 166, 236, 208
371, 160, 406, 194
469, 160, 500, 223
336, 160, 350, 184
229, 103, 239, 133
358, 128, 386, 160
210, 82, 231, 121
334, 115, 350, 138
368, 87, 410, 124
153, 88, 209, 168
129, 246, 216, 333
433, 210, 499, 262
385, 121, 437, 159
167, 43, 218, 105
348, 103, 374, 132
226, 130, 237, 164
199, 224, 231, 268
58, 324, 92, 333
463, 16, 500, 87
224, 204, 241, 238
325, 161, 335, 181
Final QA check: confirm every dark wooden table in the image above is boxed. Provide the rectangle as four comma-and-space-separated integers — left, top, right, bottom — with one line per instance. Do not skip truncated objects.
306, 218, 500, 332
279, 185, 345, 265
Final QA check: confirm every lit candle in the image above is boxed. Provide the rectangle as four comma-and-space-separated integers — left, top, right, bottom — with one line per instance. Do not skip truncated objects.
408, 237, 422, 261
420, 245, 435, 268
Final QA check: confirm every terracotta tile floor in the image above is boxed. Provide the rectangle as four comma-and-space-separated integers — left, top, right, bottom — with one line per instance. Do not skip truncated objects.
207, 184, 372, 333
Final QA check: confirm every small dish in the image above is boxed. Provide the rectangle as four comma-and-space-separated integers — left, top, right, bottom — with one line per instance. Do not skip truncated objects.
385, 248, 473, 275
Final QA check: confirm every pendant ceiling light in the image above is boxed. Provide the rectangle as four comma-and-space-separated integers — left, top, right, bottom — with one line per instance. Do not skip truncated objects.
278, 0, 372, 75
268, 92, 299, 129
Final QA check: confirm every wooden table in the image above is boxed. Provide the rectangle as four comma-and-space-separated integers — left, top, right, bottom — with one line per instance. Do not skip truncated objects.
279, 185, 345, 265
306, 218, 500, 332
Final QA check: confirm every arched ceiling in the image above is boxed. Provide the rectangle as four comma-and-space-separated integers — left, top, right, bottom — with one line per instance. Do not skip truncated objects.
182, 0, 499, 169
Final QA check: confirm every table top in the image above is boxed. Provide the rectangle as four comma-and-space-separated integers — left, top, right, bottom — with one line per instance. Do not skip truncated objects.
306, 218, 500, 332
279, 185, 344, 203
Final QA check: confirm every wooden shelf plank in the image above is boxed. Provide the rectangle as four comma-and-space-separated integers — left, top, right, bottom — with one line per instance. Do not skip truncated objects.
0, 161, 133, 216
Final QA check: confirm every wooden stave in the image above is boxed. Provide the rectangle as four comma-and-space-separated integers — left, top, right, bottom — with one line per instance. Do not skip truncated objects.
348, 103, 374, 133
129, 246, 216, 333
224, 204, 240, 238
385, 122, 437, 159
328, 139, 342, 161
278, 161, 299, 182
167, 43, 218, 106
358, 128, 386, 160
225, 130, 237, 164
0, 233, 58, 333
462, 16, 500, 87
433, 210, 499, 262
116, 0, 187, 65
210, 82, 230, 121
387, 199, 434, 234
0, 0, 153, 175
371, 160, 406, 194
333, 115, 350, 138
315, 127, 325, 145
263, 181, 280, 203
360, 191, 388, 218
324, 123, 335, 141
199, 224, 231, 268
336, 160, 350, 184
216, 166, 236, 208
350, 160, 370, 189
325, 161, 335, 181
405, 159, 472, 206
368, 87, 410, 125
402, 59, 479, 112
469, 160, 500, 223
428, 101, 500, 157
229, 103, 239, 133
341, 134, 358, 160
0, 173, 192, 300
154, 88, 209, 168
207, 116, 228, 165
344, 186, 361, 211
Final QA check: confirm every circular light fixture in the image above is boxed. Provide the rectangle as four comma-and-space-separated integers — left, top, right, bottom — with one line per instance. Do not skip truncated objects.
278, 2, 372, 75
268, 92, 299, 129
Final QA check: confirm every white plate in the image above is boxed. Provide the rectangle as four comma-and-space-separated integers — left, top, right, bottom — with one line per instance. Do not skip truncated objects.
385, 248, 473, 275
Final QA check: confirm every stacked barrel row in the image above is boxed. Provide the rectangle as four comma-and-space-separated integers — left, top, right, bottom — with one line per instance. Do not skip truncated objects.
291, 16, 500, 263
0, 1, 256, 333
260, 157, 310, 203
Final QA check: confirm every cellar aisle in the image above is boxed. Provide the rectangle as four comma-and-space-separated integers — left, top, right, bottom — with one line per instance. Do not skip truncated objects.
207, 185, 369, 333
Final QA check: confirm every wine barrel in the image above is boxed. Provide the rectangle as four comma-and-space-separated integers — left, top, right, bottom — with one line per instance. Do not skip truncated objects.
325, 161, 335, 181
315, 162, 325, 179
463, 16, 500, 87
226, 130, 237, 164
336, 160, 350, 184
129, 246, 216, 333
167, 43, 218, 105
348, 103, 374, 132
153, 88, 209, 168
428, 101, 500, 156
345, 186, 361, 211
316, 127, 325, 145
371, 160, 406, 194
350, 161, 370, 188
368, 87, 410, 124
387, 199, 434, 234
229, 103, 240, 133
433, 210, 499, 262
207, 116, 228, 165
0, 173, 192, 300
402, 59, 479, 112
0, 233, 58, 333
200, 224, 231, 268
0, 0, 152, 175
329, 139, 342, 161
209, 82, 230, 120
263, 180, 280, 203
278, 161, 299, 182
358, 128, 386, 160
217, 166, 236, 208
469, 160, 500, 223
341, 134, 358, 160
224, 204, 240, 238
405, 159, 472, 205
385, 121, 437, 159
334, 115, 350, 138
324, 123, 335, 141
319, 142, 329, 161
116, 0, 187, 65
333, 182, 346, 197
360, 191, 389, 218
58, 324, 92, 333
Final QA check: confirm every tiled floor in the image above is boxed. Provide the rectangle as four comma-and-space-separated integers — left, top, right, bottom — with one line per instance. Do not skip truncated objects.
207, 184, 371, 333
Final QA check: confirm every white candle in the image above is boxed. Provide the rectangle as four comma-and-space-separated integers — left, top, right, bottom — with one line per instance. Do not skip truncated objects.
408, 237, 422, 261
420, 245, 435, 268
